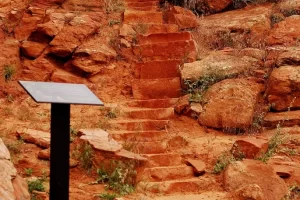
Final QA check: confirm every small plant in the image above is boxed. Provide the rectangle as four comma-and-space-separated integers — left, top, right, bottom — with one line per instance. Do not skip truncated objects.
24, 168, 33, 176
3, 64, 15, 81
96, 160, 136, 196
104, 0, 125, 13
257, 124, 286, 162
6, 94, 14, 103
108, 20, 120, 26
27, 178, 45, 193
212, 152, 237, 174
270, 13, 285, 26
184, 72, 233, 104
78, 143, 94, 171
105, 109, 118, 119
97, 192, 117, 200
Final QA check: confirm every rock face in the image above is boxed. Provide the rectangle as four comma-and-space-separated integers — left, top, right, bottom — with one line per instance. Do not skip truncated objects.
267, 15, 300, 46
72, 39, 117, 74
165, 6, 198, 30
276, 47, 300, 66
181, 51, 253, 82
267, 65, 300, 111
199, 79, 263, 130
0, 138, 30, 200
224, 159, 288, 200
49, 15, 99, 57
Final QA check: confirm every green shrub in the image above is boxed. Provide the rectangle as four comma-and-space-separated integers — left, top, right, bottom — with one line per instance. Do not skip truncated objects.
27, 178, 45, 193
3, 64, 15, 81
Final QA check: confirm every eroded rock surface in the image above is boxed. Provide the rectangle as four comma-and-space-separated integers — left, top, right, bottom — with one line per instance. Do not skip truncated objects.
199, 79, 263, 130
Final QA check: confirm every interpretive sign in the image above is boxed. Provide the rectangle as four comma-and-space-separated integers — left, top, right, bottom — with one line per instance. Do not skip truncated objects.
19, 81, 104, 200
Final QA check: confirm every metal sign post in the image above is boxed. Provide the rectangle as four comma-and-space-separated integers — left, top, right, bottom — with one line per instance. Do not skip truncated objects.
19, 81, 104, 200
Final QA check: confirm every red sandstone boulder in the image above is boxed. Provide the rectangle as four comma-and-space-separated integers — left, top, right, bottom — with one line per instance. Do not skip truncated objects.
21, 41, 47, 58
49, 15, 99, 57
72, 39, 117, 74
267, 65, 300, 111
199, 79, 263, 130
22, 57, 55, 81
224, 159, 288, 200
267, 15, 300, 46
181, 51, 254, 82
165, 6, 198, 30
231, 138, 268, 159
197, 5, 271, 48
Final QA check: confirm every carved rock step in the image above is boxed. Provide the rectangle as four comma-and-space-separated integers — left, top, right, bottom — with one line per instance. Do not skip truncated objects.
133, 40, 196, 62
122, 107, 174, 119
124, 0, 158, 3
137, 32, 192, 45
135, 60, 181, 79
108, 130, 168, 142
136, 177, 215, 194
127, 6, 158, 11
123, 10, 163, 24
138, 165, 194, 182
126, 1, 157, 7
120, 98, 179, 108
109, 119, 169, 131
131, 23, 179, 35
132, 78, 181, 100
120, 141, 168, 154
143, 153, 183, 167
264, 110, 300, 128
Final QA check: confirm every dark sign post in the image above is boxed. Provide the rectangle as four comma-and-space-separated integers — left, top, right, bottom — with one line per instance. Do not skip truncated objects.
19, 81, 104, 200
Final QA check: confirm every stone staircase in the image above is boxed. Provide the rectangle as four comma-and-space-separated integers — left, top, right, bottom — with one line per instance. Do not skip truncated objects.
105, 0, 212, 196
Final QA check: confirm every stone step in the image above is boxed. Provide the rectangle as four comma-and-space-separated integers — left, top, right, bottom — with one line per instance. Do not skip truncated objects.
264, 110, 300, 128
123, 107, 175, 119
132, 78, 181, 100
121, 141, 168, 154
133, 40, 196, 62
125, 0, 158, 3
123, 10, 163, 24
143, 153, 183, 167
109, 119, 169, 131
136, 177, 215, 194
137, 32, 192, 45
126, 1, 157, 7
135, 60, 181, 79
120, 98, 179, 108
108, 130, 167, 142
138, 165, 194, 182
131, 23, 179, 35
127, 6, 158, 11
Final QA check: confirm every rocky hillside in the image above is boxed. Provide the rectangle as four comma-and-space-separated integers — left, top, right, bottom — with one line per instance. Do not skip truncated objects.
0, 0, 300, 199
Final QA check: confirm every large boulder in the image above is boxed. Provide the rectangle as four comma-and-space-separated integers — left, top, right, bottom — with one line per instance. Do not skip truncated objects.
49, 15, 99, 57
197, 5, 272, 48
165, 6, 198, 30
267, 15, 300, 46
181, 51, 254, 82
224, 159, 288, 200
21, 40, 47, 58
199, 78, 263, 130
267, 65, 300, 111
